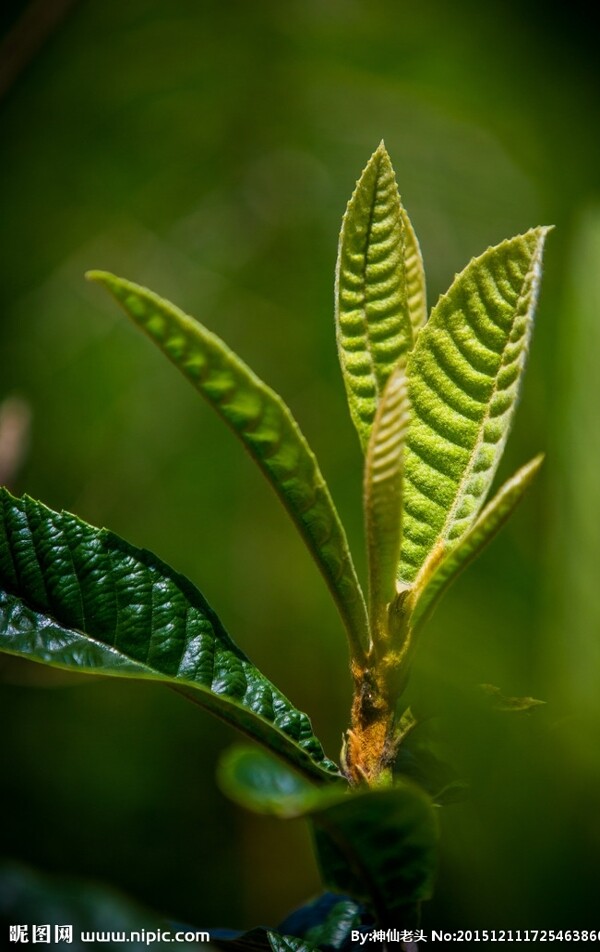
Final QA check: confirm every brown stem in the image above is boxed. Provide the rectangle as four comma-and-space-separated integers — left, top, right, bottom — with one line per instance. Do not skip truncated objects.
342, 659, 398, 786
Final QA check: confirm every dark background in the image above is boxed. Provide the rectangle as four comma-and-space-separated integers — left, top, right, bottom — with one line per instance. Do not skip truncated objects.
1, 0, 599, 933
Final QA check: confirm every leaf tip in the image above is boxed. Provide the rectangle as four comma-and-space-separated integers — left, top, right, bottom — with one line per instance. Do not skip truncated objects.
85, 270, 119, 294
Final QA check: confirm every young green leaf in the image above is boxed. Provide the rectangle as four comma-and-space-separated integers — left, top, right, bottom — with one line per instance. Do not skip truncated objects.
335, 142, 423, 450
410, 454, 544, 632
364, 366, 410, 639
86, 271, 368, 662
399, 227, 549, 582
0, 489, 337, 781
401, 205, 428, 338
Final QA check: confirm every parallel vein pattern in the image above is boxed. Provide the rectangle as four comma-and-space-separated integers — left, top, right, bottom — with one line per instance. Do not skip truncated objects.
410, 454, 544, 632
87, 271, 368, 660
364, 366, 410, 632
399, 227, 549, 582
335, 142, 417, 450
0, 490, 337, 779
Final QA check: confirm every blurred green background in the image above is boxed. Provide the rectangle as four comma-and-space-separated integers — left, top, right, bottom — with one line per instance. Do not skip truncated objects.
1, 0, 599, 934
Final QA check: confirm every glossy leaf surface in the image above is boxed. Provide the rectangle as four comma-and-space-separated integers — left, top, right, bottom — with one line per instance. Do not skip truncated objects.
218, 745, 335, 817
219, 745, 437, 924
410, 454, 544, 631
88, 271, 368, 661
335, 143, 419, 450
211, 929, 317, 952
399, 228, 549, 582
267, 935, 317, 952
0, 490, 337, 780
312, 785, 438, 926
279, 895, 364, 951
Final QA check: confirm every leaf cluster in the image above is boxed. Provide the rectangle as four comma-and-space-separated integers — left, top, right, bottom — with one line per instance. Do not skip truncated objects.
0, 144, 549, 935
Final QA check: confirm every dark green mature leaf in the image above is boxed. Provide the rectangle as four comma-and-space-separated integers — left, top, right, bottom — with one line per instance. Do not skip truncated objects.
409, 454, 544, 632
399, 227, 549, 582
267, 934, 318, 952
218, 746, 437, 926
280, 895, 364, 950
211, 929, 318, 952
87, 271, 368, 663
335, 142, 423, 451
364, 366, 410, 638
218, 745, 336, 817
0, 489, 337, 781
312, 786, 438, 927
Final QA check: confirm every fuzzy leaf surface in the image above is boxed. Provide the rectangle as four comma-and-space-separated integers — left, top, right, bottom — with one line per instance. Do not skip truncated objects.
88, 271, 368, 660
335, 143, 419, 450
399, 227, 549, 582
400, 206, 427, 337
0, 490, 337, 780
410, 454, 544, 631
364, 366, 410, 635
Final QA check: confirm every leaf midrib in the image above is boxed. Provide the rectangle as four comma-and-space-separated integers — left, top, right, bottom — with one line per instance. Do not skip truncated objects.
359, 154, 384, 394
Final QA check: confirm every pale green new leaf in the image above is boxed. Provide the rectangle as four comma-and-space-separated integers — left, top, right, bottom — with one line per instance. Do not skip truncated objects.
410, 454, 544, 632
364, 366, 410, 636
399, 227, 549, 582
400, 205, 428, 337
335, 142, 424, 450
0, 490, 338, 781
87, 271, 368, 660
